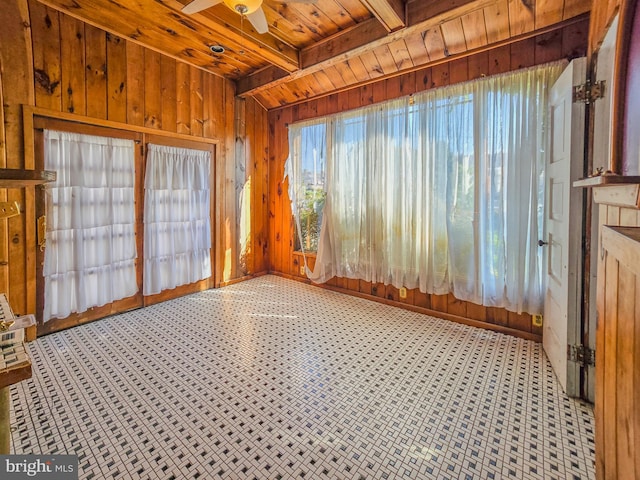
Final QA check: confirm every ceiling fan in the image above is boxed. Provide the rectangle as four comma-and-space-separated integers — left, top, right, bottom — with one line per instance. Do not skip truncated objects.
181, 0, 316, 34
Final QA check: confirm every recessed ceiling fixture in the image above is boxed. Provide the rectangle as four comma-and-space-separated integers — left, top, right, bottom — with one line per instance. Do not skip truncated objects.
181, 0, 317, 34
209, 44, 225, 54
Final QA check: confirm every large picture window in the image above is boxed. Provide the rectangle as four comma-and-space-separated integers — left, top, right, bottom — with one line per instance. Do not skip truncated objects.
285, 62, 565, 315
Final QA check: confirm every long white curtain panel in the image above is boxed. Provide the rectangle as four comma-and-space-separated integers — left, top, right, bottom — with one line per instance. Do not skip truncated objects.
43, 130, 138, 321
143, 144, 212, 295
285, 62, 565, 315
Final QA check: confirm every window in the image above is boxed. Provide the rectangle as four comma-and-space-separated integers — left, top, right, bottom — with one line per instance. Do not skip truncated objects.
286, 122, 326, 253
285, 62, 564, 315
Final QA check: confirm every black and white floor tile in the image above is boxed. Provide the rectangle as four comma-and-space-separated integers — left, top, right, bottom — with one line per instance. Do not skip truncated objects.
10, 275, 595, 479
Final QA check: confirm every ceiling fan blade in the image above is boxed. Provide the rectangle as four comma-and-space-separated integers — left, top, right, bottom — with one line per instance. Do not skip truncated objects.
182, 0, 222, 14
246, 7, 269, 34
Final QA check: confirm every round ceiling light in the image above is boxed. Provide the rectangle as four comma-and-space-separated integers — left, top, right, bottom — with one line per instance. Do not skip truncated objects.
223, 0, 263, 15
209, 45, 225, 54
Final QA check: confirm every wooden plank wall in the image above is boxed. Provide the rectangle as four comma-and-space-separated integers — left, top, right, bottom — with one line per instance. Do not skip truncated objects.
0, 0, 268, 318
589, 0, 621, 54
267, 20, 589, 340
595, 202, 640, 480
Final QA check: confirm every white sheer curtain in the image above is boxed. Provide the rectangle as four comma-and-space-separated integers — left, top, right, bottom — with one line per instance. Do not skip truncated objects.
286, 62, 564, 315
143, 144, 211, 295
43, 130, 138, 322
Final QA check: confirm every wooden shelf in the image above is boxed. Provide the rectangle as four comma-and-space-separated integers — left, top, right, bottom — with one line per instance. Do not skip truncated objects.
573, 174, 640, 187
0, 168, 56, 188
574, 175, 640, 208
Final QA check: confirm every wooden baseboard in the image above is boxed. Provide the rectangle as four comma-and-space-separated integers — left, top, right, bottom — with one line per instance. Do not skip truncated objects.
269, 271, 542, 343
218, 271, 268, 287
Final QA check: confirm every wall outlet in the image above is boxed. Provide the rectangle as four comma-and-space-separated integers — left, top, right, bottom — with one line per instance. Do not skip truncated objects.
300, 265, 305, 275
399, 287, 407, 299
533, 314, 543, 327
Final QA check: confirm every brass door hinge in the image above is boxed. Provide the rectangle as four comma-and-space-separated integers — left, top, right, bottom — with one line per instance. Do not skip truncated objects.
573, 80, 605, 105
567, 344, 596, 367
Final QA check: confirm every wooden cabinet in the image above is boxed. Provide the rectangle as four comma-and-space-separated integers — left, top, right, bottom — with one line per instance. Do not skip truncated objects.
587, 183, 640, 480
597, 225, 640, 480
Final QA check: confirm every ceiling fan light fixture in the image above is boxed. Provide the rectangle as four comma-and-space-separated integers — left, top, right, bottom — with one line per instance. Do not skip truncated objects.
223, 0, 262, 15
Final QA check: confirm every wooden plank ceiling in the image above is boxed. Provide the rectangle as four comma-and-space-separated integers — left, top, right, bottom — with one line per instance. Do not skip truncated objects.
36, 0, 591, 109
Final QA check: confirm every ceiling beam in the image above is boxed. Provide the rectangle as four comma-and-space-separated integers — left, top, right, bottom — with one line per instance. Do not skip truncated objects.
301, 18, 389, 68
238, 17, 388, 95
360, 0, 406, 32
238, 0, 496, 96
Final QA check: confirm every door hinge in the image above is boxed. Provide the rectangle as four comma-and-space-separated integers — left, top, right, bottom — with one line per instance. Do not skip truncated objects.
567, 344, 596, 367
573, 80, 605, 104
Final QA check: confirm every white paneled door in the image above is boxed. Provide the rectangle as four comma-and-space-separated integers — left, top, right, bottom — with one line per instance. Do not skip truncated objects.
543, 58, 586, 397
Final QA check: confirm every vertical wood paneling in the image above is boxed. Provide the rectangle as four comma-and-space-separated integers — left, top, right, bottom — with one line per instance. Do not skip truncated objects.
190, 66, 204, 137
256, 101, 268, 272
588, 0, 619, 54
176, 62, 190, 135
374, 45, 397, 75
534, 30, 563, 64
106, 33, 127, 123
449, 57, 469, 84
125, 42, 144, 126
616, 264, 635, 479
29, 1, 62, 111
510, 37, 536, 69
461, 9, 488, 50
223, 79, 238, 282
440, 18, 467, 55
430, 62, 450, 88
447, 293, 467, 317
603, 248, 619, 479
84, 24, 107, 119
60, 14, 86, 115
562, 19, 590, 59
488, 45, 512, 75
468, 51, 488, 79
535, 0, 564, 29
201, 74, 215, 138
484, 0, 511, 43
144, 50, 162, 129
423, 26, 447, 60
508, 0, 535, 35
268, 111, 282, 273
160, 56, 177, 133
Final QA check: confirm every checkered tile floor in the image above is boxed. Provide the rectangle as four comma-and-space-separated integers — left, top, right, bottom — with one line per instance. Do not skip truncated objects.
10, 275, 595, 479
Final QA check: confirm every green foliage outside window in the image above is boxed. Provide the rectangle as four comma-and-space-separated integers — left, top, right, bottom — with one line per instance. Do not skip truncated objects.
295, 187, 326, 252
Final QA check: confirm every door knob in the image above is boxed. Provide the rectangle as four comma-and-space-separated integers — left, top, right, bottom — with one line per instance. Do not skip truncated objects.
538, 239, 548, 247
